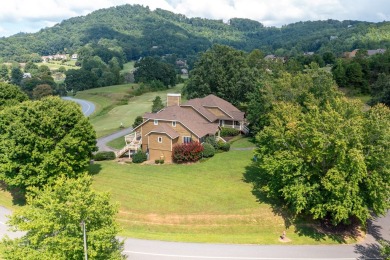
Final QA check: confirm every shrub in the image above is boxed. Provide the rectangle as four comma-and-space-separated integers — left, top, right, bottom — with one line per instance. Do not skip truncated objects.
132, 150, 147, 163
220, 127, 240, 137
154, 159, 165, 164
204, 135, 218, 149
202, 143, 215, 158
172, 141, 204, 163
218, 142, 231, 152
94, 151, 116, 161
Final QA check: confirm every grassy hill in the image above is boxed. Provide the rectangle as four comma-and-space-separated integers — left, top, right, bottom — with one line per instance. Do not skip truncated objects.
75, 83, 184, 137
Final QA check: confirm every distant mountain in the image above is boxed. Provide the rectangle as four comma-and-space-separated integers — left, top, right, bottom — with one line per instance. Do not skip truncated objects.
1, 4, 390, 62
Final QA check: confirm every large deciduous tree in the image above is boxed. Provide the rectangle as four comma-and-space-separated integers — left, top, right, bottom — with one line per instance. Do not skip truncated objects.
134, 57, 176, 88
254, 98, 390, 226
0, 96, 97, 191
0, 82, 29, 110
1, 175, 125, 259
183, 44, 257, 106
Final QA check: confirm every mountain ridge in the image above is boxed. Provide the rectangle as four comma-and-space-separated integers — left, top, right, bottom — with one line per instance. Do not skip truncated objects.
0, 4, 389, 62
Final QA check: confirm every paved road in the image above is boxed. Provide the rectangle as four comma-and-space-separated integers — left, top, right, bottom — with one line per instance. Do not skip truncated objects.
0, 206, 24, 239
120, 210, 389, 260
62, 96, 96, 117
96, 127, 133, 152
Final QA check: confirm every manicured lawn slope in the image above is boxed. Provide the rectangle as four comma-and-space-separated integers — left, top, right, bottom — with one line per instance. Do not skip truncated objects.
75, 84, 183, 137
91, 141, 352, 244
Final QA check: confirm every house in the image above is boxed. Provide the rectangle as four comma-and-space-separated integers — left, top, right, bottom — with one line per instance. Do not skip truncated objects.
367, 49, 386, 56
343, 49, 359, 59
23, 73, 31, 79
71, 54, 78, 60
117, 94, 248, 162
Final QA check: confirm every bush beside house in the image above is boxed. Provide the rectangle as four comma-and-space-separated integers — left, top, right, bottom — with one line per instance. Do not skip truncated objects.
172, 142, 204, 163
202, 143, 215, 158
132, 150, 147, 163
220, 127, 240, 137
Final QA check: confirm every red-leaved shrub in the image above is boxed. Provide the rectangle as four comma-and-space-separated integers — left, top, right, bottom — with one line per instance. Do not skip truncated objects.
172, 141, 204, 163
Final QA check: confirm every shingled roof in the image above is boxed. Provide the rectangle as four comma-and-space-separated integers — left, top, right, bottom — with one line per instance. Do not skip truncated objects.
145, 124, 180, 139
143, 105, 219, 138
182, 94, 244, 121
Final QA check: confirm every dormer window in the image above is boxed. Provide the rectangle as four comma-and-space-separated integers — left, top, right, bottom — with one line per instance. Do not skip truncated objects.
172, 121, 176, 127
154, 120, 158, 125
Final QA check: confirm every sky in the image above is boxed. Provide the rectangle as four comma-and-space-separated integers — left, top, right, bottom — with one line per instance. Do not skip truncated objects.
0, 0, 389, 37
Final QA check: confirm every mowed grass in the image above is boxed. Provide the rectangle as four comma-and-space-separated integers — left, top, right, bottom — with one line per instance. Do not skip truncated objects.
120, 61, 135, 74
91, 143, 349, 245
75, 84, 184, 137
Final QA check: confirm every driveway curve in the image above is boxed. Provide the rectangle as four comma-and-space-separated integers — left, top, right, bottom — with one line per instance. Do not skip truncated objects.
61, 96, 96, 117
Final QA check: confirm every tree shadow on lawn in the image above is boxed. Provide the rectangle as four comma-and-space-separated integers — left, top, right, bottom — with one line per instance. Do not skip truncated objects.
243, 163, 360, 244
88, 163, 102, 176
0, 181, 26, 206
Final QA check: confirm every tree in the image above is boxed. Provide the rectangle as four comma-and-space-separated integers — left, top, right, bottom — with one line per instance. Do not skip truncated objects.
0, 64, 9, 81
132, 115, 143, 128
65, 69, 97, 92
1, 175, 124, 259
246, 68, 340, 134
134, 57, 176, 88
151, 96, 164, 112
370, 73, 390, 106
331, 59, 347, 88
380, 240, 390, 260
32, 84, 53, 100
183, 44, 257, 106
0, 82, 29, 110
24, 61, 38, 74
0, 96, 97, 192
253, 98, 390, 226
10, 67, 23, 86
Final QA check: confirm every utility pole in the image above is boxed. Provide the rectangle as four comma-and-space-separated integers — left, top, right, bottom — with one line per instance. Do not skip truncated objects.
81, 220, 88, 260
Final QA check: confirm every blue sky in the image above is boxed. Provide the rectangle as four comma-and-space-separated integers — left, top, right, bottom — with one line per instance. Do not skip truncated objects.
0, 0, 389, 37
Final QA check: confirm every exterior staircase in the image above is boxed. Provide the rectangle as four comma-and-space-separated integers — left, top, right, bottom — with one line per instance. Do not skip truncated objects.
116, 132, 141, 158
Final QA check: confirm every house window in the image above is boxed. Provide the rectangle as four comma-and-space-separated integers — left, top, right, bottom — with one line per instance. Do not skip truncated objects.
219, 120, 224, 126
172, 121, 176, 127
154, 120, 158, 125
183, 136, 192, 143
158, 137, 162, 143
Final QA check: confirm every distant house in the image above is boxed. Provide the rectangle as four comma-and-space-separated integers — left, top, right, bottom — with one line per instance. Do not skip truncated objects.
41, 55, 54, 62
303, 52, 314, 56
71, 54, 78, 60
41, 54, 67, 62
264, 54, 276, 60
23, 73, 32, 79
117, 94, 248, 162
367, 49, 386, 56
343, 49, 359, 59
53, 54, 67, 60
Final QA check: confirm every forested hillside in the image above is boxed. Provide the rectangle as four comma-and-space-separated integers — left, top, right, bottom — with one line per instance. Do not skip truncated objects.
1, 4, 390, 62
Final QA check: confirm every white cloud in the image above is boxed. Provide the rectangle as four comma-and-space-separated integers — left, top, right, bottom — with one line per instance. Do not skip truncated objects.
0, 0, 389, 37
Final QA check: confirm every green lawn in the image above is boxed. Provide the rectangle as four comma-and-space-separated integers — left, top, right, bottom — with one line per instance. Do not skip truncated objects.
75, 84, 184, 137
35, 60, 78, 71
120, 61, 135, 75
90, 145, 355, 244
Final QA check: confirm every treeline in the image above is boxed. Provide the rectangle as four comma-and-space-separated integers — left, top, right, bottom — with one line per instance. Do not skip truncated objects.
1, 4, 390, 63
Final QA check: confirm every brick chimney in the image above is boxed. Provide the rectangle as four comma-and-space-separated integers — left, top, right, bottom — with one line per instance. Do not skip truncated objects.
167, 93, 181, 107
